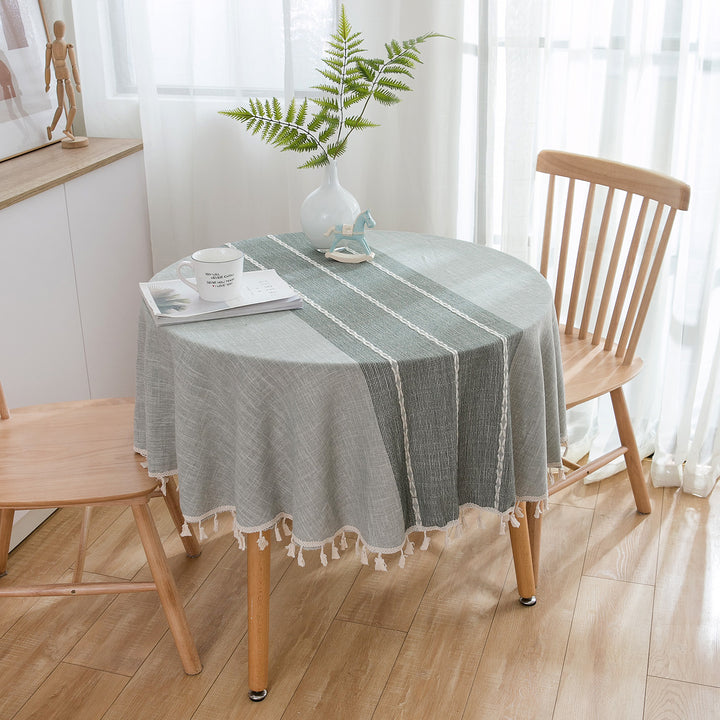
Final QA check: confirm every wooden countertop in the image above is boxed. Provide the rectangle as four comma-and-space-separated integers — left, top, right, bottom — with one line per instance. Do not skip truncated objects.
0, 138, 144, 211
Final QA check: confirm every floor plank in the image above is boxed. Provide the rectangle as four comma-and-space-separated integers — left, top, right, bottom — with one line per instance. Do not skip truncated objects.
100, 535, 292, 720
0, 506, 124, 636
192, 544, 361, 720
553, 575, 654, 720
644, 676, 720, 720
11, 662, 128, 720
3, 473, 719, 720
0, 571, 116, 719
583, 471, 662, 584
65, 514, 236, 675
648, 486, 720, 687
81, 497, 178, 580
373, 518, 511, 720
281, 620, 405, 719
464, 503, 593, 720
337, 530, 441, 632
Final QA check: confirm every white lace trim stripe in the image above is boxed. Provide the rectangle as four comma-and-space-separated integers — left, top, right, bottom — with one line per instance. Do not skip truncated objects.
244, 247, 423, 527
366, 257, 511, 509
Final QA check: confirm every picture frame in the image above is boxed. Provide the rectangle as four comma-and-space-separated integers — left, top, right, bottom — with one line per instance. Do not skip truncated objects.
0, 0, 57, 162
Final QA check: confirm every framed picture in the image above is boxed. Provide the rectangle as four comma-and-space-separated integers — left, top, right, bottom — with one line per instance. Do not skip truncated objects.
0, 0, 56, 162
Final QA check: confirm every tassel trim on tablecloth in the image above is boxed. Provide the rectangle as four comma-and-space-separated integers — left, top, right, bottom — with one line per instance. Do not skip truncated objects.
177, 495, 550, 573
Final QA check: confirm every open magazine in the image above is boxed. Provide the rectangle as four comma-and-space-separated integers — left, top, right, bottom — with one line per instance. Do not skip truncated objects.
140, 269, 302, 326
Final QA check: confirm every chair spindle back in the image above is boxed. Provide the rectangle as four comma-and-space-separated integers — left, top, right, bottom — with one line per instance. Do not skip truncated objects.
536, 150, 690, 365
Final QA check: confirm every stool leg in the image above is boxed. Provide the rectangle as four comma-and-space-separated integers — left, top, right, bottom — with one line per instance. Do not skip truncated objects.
0, 509, 15, 577
247, 530, 271, 701
131, 503, 202, 675
508, 502, 537, 606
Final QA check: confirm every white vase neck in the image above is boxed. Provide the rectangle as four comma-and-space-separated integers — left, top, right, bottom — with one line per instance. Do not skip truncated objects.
324, 160, 339, 186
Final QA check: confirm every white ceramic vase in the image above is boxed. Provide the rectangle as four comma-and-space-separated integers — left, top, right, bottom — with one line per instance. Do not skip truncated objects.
300, 159, 360, 251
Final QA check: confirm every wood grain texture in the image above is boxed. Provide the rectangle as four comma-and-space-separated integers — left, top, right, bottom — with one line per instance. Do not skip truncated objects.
644, 676, 720, 720
80, 497, 176, 580
0, 570, 115, 719
66, 516, 236, 676
0, 138, 142, 211
65, 516, 235, 675
283, 620, 405, 719
100, 536, 292, 720
553, 576, 654, 720
584, 470, 662, 584
373, 519, 512, 720
649, 486, 720, 687
465, 503, 593, 720
0, 506, 124, 636
337, 530, 441, 631
11, 663, 128, 720
192, 546, 361, 720
2, 468, 718, 720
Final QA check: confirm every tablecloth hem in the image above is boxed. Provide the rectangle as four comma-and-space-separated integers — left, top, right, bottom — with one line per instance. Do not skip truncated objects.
179, 495, 549, 571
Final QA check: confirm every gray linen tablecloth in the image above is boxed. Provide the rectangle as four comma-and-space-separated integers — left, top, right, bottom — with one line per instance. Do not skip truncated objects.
134, 231, 566, 560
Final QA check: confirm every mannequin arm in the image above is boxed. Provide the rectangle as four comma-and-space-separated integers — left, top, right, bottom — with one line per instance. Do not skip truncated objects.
68, 45, 81, 91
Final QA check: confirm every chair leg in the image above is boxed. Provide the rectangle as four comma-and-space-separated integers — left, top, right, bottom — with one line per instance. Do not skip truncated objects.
508, 502, 537, 606
247, 530, 271, 701
131, 502, 202, 675
610, 387, 652, 515
163, 477, 202, 558
73, 507, 93, 583
525, 502, 542, 586
0, 509, 15, 577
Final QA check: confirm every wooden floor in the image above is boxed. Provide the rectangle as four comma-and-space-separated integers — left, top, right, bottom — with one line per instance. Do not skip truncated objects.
1, 463, 719, 719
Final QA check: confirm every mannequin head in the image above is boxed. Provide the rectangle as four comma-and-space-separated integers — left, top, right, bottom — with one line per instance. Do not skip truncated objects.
53, 20, 65, 40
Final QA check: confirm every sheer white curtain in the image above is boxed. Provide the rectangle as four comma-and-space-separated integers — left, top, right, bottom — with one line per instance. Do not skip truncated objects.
71, 0, 464, 271
478, 0, 720, 496
71, 0, 718, 497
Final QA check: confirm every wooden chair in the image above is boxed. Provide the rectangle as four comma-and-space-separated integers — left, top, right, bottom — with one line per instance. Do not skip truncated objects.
0, 380, 203, 675
529, 150, 690, 577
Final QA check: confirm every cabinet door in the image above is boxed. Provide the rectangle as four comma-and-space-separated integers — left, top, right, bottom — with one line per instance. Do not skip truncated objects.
0, 186, 90, 407
64, 151, 153, 398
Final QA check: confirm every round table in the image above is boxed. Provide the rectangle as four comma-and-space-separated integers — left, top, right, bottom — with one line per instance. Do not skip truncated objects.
134, 229, 566, 697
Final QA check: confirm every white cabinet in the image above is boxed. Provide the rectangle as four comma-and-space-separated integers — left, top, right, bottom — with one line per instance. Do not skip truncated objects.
0, 185, 90, 405
0, 138, 152, 407
0, 138, 152, 548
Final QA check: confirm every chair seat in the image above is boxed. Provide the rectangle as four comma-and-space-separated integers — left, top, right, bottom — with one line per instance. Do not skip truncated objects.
0, 397, 157, 508
560, 328, 644, 409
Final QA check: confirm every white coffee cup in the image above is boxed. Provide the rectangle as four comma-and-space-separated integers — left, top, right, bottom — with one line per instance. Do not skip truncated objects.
177, 246, 244, 302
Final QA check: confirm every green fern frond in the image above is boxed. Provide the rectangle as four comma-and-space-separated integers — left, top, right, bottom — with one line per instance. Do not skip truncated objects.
344, 116, 378, 129
299, 151, 332, 170
372, 88, 400, 105
219, 5, 449, 168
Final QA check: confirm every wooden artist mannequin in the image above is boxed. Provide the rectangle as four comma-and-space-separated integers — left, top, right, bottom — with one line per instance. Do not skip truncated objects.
45, 20, 88, 148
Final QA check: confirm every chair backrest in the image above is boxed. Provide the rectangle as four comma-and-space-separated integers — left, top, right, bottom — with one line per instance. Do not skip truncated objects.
536, 150, 690, 365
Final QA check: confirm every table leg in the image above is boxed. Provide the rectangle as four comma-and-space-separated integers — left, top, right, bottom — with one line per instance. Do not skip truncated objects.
508, 502, 537, 606
247, 530, 271, 701
525, 502, 542, 586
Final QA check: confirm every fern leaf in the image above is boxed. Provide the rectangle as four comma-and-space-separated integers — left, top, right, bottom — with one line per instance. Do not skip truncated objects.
317, 68, 342, 85
377, 77, 411, 93
344, 116, 378, 130
299, 151, 331, 170
373, 88, 400, 105
296, 99, 308, 125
